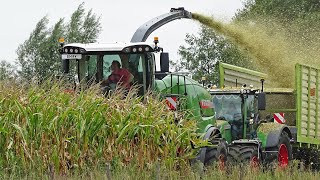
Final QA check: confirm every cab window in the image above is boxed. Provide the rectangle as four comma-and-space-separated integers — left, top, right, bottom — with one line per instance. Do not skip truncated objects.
102, 55, 122, 79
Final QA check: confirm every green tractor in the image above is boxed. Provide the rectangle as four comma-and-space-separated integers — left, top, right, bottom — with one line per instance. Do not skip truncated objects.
58, 8, 227, 167
209, 84, 293, 167
209, 62, 294, 167
210, 62, 320, 168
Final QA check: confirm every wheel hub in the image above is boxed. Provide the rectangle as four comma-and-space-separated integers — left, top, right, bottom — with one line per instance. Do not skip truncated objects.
250, 156, 259, 167
218, 154, 226, 170
278, 144, 289, 167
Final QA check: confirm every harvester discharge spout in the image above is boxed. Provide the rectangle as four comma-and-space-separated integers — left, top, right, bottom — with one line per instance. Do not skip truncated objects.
130, 7, 192, 43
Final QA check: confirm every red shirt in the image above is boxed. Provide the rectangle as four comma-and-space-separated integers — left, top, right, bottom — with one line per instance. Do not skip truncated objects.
107, 68, 132, 88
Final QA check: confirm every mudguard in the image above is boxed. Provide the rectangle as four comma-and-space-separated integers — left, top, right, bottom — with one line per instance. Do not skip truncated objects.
199, 126, 220, 163
257, 123, 292, 148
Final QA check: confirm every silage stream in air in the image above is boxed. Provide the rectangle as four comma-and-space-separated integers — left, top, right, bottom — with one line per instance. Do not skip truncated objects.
192, 13, 320, 88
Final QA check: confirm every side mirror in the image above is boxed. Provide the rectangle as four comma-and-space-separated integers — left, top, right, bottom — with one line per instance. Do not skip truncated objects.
62, 59, 70, 73
258, 92, 266, 110
160, 52, 169, 72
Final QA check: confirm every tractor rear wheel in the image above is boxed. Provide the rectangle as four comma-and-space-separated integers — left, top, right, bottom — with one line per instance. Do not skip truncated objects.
228, 145, 260, 167
265, 131, 292, 168
275, 132, 292, 168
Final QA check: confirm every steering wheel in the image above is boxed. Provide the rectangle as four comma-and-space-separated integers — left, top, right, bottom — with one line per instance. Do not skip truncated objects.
233, 113, 242, 121
100, 83, 117, 96
217, 116, 226, 120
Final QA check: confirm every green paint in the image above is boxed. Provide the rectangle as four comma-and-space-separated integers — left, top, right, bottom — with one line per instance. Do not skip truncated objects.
316, 70, 319, 138
265, 108, 297, 112
295, 64, 320, 145
155, 75, 216, 134
219, 63, 225, 88
216, 120, 232, 143
257, 131, 267, 148
220, 62, 267, 80
307, 67, 311, 137
298, 137, 320, 145
243, 96, 247, 139
296, 64, 302, 140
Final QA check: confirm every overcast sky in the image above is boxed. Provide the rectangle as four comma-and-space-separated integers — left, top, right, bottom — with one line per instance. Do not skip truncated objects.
0, 0, 244, 64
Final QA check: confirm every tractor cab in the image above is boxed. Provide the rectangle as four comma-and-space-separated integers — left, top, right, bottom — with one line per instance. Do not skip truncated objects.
210, 87, 265, 141
59, 39, 169, 95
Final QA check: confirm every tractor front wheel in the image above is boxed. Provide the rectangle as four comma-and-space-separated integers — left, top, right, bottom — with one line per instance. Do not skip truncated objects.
204, 140, 228, 169
228, 145, 261, 167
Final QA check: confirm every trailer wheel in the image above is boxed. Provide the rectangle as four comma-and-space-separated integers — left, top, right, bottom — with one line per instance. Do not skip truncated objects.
276, 132, 292, 168
204, 140, 227, 169
228, 145, 260, 167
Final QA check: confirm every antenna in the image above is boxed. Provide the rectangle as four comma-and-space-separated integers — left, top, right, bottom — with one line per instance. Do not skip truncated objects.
260, 79, 265, 92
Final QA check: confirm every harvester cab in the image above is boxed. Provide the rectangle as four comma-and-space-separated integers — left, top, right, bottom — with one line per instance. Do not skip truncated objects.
60, 40, 164, 95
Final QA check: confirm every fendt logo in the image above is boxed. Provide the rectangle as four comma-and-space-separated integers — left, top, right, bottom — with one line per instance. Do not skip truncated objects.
199, 100, 214, 109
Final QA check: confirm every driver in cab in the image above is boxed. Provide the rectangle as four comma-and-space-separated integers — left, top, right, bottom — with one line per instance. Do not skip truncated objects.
102, 61, 134, 90
222, 102, 241, 121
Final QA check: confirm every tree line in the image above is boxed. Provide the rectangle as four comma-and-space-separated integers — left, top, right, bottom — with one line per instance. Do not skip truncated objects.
1, 3, 101, 81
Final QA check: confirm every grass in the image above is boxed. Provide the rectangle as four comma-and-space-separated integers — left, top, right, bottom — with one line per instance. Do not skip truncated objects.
1, 161, 320, 179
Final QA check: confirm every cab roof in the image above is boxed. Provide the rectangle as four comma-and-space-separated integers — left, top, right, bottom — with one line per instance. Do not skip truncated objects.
209, 87, 294, 94
64, 42, 155, 52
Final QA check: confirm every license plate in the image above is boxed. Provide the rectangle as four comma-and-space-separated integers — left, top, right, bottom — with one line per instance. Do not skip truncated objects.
62, 54, 82, 59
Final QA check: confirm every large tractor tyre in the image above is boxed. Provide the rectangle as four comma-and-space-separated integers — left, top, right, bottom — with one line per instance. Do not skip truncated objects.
190, 140, 227, 173
266, 131, 292, 168
228, 145, 260, 167
203, 140, 228, 169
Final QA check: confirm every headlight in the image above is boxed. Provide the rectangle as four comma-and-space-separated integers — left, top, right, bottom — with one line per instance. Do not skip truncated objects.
123, 47, 130, 53
70, 48, 73, 53
138, 47, 143, 52
74, 49, 79, 53
132, 48, 137, 52
145, 47, 150, 51
64, 48, 68, 53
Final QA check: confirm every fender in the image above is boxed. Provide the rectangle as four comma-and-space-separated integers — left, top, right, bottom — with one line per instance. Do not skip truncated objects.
257, 123, 292, 148
199, 126, 220, 163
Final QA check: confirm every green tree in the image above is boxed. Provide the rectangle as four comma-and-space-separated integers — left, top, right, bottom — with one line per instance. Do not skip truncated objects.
235, 0, 320, 42
176, 25, 251, 85
0, 60, 16, 80
236, 0, 320, 21
16, 3, 101, 81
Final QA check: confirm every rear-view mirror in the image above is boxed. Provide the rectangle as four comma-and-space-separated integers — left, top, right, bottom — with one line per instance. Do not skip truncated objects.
160, 52, 169, 72
62, 59, 70, 73
258, 92, 266, 110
